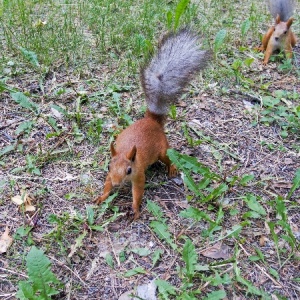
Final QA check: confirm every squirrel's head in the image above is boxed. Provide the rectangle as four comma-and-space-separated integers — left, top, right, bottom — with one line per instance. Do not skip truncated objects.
108, 142, 137, 187
273, 15, 294, 42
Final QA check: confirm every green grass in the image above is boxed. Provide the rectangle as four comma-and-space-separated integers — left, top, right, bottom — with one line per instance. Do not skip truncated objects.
1, 0, 300, 299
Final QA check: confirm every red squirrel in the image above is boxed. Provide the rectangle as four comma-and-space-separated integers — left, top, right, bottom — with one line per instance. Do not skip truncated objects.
258, 0, 297, 64
94, 29, 210, 219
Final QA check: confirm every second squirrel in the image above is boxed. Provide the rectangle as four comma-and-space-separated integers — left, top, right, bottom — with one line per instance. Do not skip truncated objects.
258, 0, 297, 64
94, 29, 210, 219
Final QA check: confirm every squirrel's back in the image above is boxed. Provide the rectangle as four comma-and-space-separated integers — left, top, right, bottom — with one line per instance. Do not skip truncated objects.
141, 29, 210, 115
268, 0, 295, 21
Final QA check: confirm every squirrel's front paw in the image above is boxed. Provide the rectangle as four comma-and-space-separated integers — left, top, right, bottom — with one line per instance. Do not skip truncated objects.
255, 46, 264, 52
133, 210, 140, 220
168, 165, 178, 178
93, 195, 106, 205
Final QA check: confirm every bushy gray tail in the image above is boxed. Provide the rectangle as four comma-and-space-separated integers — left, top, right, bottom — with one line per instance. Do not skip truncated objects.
268, 0, 295, 21
141, 29, 210, 115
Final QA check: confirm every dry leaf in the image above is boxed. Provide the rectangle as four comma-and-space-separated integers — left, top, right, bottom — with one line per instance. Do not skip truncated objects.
201, 242, 231, 260
86, 257, 100, 280
11, 195, 24, 205
51, 107, 63, 119
259, 235, 268, 247
11, 192, 36, 212
0, 227, 13, 253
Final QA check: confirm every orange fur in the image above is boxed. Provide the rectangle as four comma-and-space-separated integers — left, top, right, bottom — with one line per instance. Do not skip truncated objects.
93, 110, 177, 220
258, 15, 297, 65
93, 29, 209, 220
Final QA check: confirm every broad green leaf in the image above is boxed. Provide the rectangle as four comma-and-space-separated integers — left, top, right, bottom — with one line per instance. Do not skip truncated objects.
152, 249, 163, 267
239, 174, 254, 185
16, 246, 60, 299
262, 96, 280, 108
16, 281, 36, 300
275, 197, 287, 222
90, 225, 104, 231
203, 183, 228, 202
47, 117, 60, 133
234, 263, 269, 298
174, 0, 190, 29
182, 239, 197, 279
123, 267, 146, 277
180, 207, 215, 224
19, 47, 40, 67
287, 168, 300, 199
242, 211, 262, 219
50, 104, 68, 116
105, 253, 114, 268
241, 18, 251, 36
155, 279, 176, 299
194, 264, 210, 271
86, 205, 94, 225
269, 268, 279, 280
214, 29, 227, 54
268, 222, 278, 245
166, 11, 173, 29
15, 120, 35, 135
68, 231, 87, 258
248, 255, 261, 262
147, 200, 164, 221
131, 247, 151, 256
203, 290, 227, 300
97, 193, 118, 215
226, 224, 243, 239
150, 221, 177, 250
0, 144, 15, 157
11, 92, 39, 114
244, 195, 266, 216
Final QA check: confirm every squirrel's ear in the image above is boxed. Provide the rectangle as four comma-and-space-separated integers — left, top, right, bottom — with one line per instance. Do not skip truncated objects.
127, 145, 137, 162
275, 14, 281, 24
286, 18, 294, 29
110, 142, 117, 157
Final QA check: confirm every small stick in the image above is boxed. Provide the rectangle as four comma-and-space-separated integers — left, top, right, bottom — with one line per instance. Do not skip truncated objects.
237, 241, 283, 288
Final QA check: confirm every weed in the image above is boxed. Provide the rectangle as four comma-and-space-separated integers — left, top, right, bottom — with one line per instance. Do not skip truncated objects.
16, 246, 61, 300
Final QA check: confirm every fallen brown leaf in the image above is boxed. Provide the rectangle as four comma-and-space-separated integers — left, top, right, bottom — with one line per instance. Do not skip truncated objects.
259, 235, 268, 247
11, 192, 36, 212
201, 242, 231, 260
0, 227, 13, 253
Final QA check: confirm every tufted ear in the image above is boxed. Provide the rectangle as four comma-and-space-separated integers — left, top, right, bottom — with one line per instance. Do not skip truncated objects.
286, 17, 294, 29
275, 14, 281, 24
110, 142, 117, 157
126, 145, 137, 162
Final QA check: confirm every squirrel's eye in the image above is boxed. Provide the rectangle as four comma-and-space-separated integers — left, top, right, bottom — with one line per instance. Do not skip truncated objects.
274, 28, 276, 31
284, 31, 287, 34
108, 165, 110, 171
126, 167, 132, 175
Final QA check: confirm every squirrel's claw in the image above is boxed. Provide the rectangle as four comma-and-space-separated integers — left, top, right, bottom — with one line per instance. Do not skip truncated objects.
93, 195, 106, 205
168, 165, 178, 178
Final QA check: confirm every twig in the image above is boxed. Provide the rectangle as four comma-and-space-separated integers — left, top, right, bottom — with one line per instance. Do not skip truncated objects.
7, 174, 79, 182
237, 241, 283, 288
0, 119, 24, 130
199, 265, 233, 291
0, 293, 16, 300
48, 256, 87, 287
107, 230, 121, 267
228, 89, 262, 104
0, 266, 28, 278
